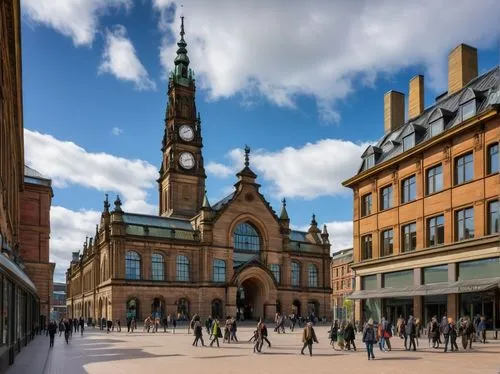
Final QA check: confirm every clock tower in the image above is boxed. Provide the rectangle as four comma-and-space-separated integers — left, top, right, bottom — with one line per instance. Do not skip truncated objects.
158, 17, 206, 218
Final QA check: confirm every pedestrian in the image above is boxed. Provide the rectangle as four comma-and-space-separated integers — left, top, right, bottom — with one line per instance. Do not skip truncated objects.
300, 322, 318, 356
48, 320, 57, 348
58, 319, 65, 337
107, 319, 113, 333
116, 319, 121, 332
79, 316, 85, 336
192, 319, 205, 347
377, 319, 386, 352
162, 316, 168, 332
461, 317, 475, 350
344, 320, 356, 351
329, 320, 338, 347
478, 316, 486, 344
252, 327, 262, 353
405, 316, 417, 351
426, 319, 432, 347
209, 319, 221, 347
449, 318, 459, 352
172, 317, 177, 334
223, 316, 232, 343
74, 318, 78, 333
431, 316, 440, 348
230, 317, 238, 342
205, 316, 212, 335
64, 319, 71, 344
258, 319, 271, 350
362, 319, 377, 360
382, 318, 392, 351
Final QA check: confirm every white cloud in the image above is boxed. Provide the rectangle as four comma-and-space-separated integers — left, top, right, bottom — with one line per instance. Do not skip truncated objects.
206, 161, 233, 178
50, 206, 101, 282
99, 25, 156, 90
24, 129, 158, 215
155, 0, 500, 122
208, 139, 371, 199
111, 126, 124, 136
22, 0, 132, 46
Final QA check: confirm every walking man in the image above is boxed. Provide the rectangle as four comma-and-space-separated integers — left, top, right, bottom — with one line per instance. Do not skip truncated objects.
406, 316, 417, 351
192, 319, 205, 347
48, 320, 57, 348
300, 322, 318, 356
363, 319, 377, 360
209, 319, 221, 347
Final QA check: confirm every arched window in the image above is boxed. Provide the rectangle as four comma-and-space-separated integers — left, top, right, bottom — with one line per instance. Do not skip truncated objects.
308, 264, 318, 288
125, 251, 141, 280
233, 222, 260, 251
151, 253, 165, 281
213, 259, 226, 282
176, 255, 190, 281
177, 298, 189, 319
291, 262, 300, 287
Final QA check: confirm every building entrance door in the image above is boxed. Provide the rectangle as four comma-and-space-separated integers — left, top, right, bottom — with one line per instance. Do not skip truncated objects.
237, 278, 263, 320
384, 298, 413, 323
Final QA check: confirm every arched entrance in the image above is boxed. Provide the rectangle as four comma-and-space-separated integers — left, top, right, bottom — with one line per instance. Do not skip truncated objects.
127, 298, 139, 321
292, 299, 301, 317
211, 299, 223, 319
151, 297, 165, 319
233, 262, 278, 321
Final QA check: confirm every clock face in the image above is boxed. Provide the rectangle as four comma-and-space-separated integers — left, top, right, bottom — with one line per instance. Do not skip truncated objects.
179, 152, 195, 170
179, 124, 194, 142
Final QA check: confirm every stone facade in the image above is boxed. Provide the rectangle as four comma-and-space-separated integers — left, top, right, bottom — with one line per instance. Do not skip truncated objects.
19, 166, 55, 323
343, 43, 499, 327
66, 19, 332, 324
330, 248, 353, 320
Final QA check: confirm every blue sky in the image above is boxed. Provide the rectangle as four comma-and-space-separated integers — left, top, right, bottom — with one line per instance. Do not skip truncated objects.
20, 0, 500, 281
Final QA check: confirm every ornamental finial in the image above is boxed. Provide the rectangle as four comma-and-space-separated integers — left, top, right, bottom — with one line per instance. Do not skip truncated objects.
244, 145, 250, 167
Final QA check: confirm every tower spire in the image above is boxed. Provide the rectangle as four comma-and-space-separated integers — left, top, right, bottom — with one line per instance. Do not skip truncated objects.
174, 16, 190, 79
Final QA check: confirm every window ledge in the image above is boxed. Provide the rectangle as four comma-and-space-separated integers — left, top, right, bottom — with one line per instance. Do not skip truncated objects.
454, 178, 475, 188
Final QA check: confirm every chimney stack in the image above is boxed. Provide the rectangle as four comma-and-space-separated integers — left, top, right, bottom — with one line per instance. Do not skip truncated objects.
408, 75, 424, 119
384, 90, 405, 133
448, 44, 478, 95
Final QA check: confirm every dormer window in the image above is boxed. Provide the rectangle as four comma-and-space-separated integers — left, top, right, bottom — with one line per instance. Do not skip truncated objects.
402, 134, 414, 152
365, 155, 375, 169
429, 118, 444, 137
461, 99, 476, 121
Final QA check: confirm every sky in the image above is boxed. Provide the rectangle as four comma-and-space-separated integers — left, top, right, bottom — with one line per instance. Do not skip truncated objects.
20, 0, 500, 282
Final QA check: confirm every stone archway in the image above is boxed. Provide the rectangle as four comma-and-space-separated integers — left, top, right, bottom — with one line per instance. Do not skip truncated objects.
234, 263, 278, 321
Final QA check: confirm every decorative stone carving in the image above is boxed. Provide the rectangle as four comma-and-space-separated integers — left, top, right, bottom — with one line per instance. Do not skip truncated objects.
474, 132, 482, 151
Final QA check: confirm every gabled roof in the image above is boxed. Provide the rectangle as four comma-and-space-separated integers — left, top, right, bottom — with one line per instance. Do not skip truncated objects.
358, 65, 500, 174
122, 213, 193, 231
212, 192, 235, 211
24, 165, 51, 186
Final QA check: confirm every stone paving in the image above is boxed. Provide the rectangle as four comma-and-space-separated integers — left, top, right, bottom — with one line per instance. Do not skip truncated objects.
6, 325, 500, 374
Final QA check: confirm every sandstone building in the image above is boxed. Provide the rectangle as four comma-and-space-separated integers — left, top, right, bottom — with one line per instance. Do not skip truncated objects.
66, 19, 332, 323
343, 44, 499, 329
330, 248, 353, 320
19, 166, 54, 328
0, 0, 39, 370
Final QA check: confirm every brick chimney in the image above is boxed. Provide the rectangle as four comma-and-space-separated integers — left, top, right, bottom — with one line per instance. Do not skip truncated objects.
408, 75, 424, 119
384, 90, 405, 133
448, 44, 478, 95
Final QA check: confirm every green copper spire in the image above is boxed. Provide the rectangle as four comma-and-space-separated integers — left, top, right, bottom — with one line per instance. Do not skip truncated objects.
279, 198, 289, 220
174, 16, 190, 78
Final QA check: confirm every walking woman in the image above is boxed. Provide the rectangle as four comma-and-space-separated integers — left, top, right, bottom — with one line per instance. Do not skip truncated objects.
63, 319, 71, 344
192, 319, 205, 347
344, 320, 356, 351
209, 319, 222, 347
362, 319, 377, 360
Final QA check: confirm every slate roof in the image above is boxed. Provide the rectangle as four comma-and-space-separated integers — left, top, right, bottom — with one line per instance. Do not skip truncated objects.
212, 192, 235, 211
24, 165, 51, 186
122, 213, 194, 231
358, 66, 500, 174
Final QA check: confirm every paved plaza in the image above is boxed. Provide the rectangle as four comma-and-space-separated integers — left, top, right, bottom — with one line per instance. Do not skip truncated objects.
7, 325, 500, 374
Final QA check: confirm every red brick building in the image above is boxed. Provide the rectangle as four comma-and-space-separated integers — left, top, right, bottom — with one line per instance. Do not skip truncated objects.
19, 166, 54, 327
331, 248, 353, 320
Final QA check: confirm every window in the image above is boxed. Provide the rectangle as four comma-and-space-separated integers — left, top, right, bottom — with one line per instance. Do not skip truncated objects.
233, 222, 260, 251
380, 185, 393, 210
362, 275, 377, 291
458, 257, 500, 281
427, 215, 444, 247
426, 164, 443, 195
125, 251, 141, 280
383, 270, 414, 288
455, 152, 473, 185
381, 229, 393, 257
423, 265, 448, 284
403, 134, 415, 152
291, 262, 300, 286
487, 143, 499, 174
455, 207, 474, 241
308, 264, 318, 288
361, 193, 372, 217
361, 235, 372, 260
487, 200, 499, 235
213, 259, 226, 282
365, 155, 375, 169
401, 222, 417, 252
270, 264, 281, 284
176, 255, 190, 281
151, 253, 164, 281
429, 119, 444, 137
461, 99, 476, 121
401, 175, 416, 203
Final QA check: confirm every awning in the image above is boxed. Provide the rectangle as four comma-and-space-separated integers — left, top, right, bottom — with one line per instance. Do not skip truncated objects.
347, 277, 500, 300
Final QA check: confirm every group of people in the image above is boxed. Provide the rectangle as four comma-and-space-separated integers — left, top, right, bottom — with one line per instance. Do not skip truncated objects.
46, 316, 85, 347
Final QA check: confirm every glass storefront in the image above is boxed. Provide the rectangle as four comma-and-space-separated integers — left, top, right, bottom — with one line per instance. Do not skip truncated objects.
423, 265, 448, 284
383, 298, 413, 323
460, 290, 499, 330
362, 275, 377, 290
383, 270, 413, 288
424, 295, 447, 324
362, 298, 381, 322
458, 257, 500, 281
